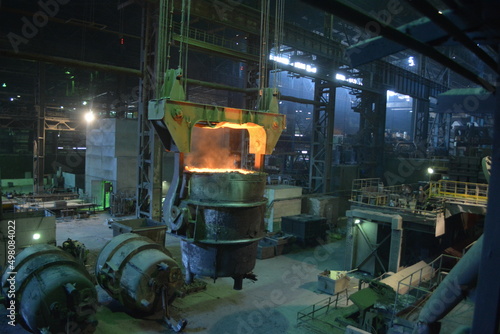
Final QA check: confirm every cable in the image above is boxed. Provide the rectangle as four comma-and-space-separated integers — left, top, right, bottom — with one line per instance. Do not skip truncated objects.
273, 0, 285, 89
259, 0, 270, 91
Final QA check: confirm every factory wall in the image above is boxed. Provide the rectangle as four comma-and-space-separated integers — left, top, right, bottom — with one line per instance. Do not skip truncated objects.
85, 118, 138, 206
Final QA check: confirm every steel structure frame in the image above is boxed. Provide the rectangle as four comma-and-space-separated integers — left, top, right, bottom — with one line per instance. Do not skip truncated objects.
301, 0, 500, 331
34, 63, 46, 194
413, 97, 431, 148
429, 112, 452, 155
136, 3, 163, 220
134, 0, 453, 217
309, 80, 336, 193
352, 90, 387, 178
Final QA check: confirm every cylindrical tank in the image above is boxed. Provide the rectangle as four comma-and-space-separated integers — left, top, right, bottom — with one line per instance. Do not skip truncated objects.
183, 170, 267, 289
189, 171, 267, 204
95, 233, 183, 315
1, 244, 98, 334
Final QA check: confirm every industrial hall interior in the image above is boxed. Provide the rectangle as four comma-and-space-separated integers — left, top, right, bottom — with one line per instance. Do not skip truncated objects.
0, 0, 499, 333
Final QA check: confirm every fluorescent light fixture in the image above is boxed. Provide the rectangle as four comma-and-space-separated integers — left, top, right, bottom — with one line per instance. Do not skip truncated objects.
336, 73, 362, 85
336, 73, 346, 81
269, 54, 290, 65
270, 54, 317, 73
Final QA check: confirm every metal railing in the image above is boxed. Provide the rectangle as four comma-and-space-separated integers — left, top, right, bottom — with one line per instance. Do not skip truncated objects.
172, 22, 260, 56
350, 178, 488, 214
428, 180, 488, 205
350, 178, 437, 214
296, 290, 349, 328
392, 254, 461, 321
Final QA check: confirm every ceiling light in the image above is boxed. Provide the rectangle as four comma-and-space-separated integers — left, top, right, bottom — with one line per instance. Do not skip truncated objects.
85, 111, 95, 123
408, 56, 415, 67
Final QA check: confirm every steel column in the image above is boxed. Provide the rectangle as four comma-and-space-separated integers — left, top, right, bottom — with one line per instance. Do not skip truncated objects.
309, 80, 336, 193
136, 2, 163, 220
353, 91, 386, 178
413, 97, 430, 149
34, 63, 46, 194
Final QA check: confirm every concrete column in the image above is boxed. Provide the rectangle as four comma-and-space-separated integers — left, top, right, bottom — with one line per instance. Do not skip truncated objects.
388, 215, 403, 273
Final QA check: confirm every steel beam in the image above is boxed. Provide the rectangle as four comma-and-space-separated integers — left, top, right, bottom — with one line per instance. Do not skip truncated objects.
186, 78, 258, 94
172, 33, 259, 63
183, 0, 443, 100
0, 49, 142, 77
405, 0, 498, 73
435, 88, 495, 114
346, 9, 483, 67
303, 0, 495, 92
183, 0, 342, 61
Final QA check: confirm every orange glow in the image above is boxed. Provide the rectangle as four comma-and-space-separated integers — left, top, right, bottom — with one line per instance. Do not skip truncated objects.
185, 166, 255, 174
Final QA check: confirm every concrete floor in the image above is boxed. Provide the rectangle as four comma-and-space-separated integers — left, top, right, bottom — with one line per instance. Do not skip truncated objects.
0, 212, 475, 333
0, 212, 351, 334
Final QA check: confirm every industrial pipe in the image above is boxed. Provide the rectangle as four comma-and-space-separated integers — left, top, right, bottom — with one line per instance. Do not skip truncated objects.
413, 236, 483, 334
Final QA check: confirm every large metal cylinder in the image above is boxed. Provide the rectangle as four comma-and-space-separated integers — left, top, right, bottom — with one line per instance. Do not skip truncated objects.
183, 171, 267, 289
95, 233, 183, 315
1, 244, 98, 333
188, 171, 267, 204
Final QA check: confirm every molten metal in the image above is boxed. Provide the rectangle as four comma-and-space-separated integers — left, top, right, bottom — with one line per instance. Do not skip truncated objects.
184, 166, 255, 175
